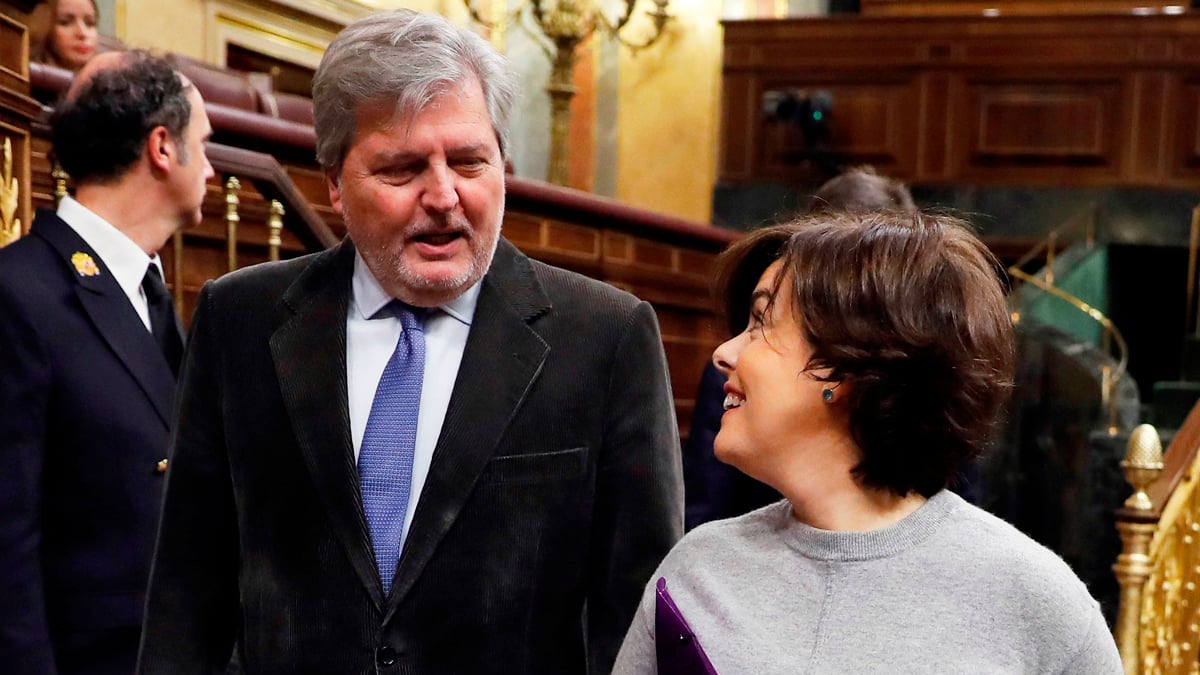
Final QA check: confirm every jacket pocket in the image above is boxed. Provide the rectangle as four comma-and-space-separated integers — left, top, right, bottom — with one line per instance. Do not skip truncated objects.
480, 446, 588, 484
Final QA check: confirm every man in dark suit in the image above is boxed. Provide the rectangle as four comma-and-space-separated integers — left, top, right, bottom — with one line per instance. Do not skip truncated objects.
137, 10, 683, 675
0, 51, 213, 674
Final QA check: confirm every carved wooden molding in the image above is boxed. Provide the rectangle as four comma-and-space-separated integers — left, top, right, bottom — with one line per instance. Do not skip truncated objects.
0, 136, 21, 247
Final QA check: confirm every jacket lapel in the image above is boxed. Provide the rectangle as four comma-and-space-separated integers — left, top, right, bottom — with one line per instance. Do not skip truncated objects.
269, 240, 385, 609
33, 213, 175, 425
384, 240, 551, 617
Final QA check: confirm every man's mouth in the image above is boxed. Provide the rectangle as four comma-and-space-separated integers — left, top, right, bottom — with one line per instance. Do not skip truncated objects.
412, 232, 463, 247
723, 393, 744, 410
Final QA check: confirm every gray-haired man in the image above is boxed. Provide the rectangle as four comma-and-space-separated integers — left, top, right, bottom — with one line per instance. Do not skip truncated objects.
137, 10, 682, 674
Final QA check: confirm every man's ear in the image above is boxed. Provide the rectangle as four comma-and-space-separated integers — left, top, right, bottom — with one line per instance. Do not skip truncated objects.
325, 170, 344, 215
147, 126, 173, 173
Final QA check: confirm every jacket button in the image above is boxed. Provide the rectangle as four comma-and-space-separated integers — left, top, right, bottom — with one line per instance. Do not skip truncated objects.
376, 646, 396, 667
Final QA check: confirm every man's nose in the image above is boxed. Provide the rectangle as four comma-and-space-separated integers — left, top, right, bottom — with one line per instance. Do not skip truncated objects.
421, 165, 459, 213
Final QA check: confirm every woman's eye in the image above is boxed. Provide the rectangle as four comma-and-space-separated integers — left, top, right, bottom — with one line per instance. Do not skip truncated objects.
746, 309, 765, 335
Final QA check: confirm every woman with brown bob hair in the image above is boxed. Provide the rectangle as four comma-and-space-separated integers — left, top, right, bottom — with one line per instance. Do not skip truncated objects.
615, 211, 1120, 673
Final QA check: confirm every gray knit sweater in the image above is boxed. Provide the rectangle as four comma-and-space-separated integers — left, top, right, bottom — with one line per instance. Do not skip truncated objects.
613, 490, 1122, 674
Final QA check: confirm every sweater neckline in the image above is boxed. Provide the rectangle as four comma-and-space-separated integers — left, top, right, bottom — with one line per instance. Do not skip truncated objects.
775, 490, 961, 561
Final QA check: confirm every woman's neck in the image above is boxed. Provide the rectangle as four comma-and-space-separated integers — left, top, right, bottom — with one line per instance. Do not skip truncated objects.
773, 437, 928, 532
789, 484, 927, 532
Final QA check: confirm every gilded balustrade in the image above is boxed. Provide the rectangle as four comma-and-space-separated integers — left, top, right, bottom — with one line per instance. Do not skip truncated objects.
268, 199, 284, 262
225, 176, 241, 273
42, 166, 278, 296
1135, 439, 1200, 674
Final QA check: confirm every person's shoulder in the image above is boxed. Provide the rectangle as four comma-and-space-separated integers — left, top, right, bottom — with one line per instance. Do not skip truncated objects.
526, 253, 641, 312
0, 228, 63, 298
205, 245, 337, 302
0, 232, 54, 274
935, 496, 1119, 671
938, 495, 1097, 608
661, 499, 792, 572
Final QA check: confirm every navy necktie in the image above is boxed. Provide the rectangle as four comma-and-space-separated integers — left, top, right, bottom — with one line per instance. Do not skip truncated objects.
142, 263, 184, 376
358, 302, 426, 595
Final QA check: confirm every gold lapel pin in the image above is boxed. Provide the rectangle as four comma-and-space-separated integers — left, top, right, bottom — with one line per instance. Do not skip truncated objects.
71, 252, 100, 277
156, 459, 168, 473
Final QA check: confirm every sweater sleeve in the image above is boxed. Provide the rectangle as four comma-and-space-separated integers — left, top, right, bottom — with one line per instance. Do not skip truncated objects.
612, 576, 659, 675
1060, 603, 1122, 675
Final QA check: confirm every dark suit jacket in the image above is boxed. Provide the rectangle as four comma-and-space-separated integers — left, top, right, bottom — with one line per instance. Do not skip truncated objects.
0, 211, 175, 675
138, 238, 684, 674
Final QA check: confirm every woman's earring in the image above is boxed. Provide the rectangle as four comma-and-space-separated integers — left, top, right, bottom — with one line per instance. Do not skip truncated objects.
822, 388, 835, 403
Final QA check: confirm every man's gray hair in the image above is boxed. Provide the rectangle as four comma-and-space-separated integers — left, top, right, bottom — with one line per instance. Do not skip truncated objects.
313, 10, 519, 175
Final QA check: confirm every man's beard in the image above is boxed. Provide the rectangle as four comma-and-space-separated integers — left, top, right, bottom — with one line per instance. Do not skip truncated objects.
346, 204, 504, 306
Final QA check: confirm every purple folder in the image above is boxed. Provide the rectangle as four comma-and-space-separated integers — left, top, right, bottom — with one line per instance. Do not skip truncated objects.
655, 577, 718, 675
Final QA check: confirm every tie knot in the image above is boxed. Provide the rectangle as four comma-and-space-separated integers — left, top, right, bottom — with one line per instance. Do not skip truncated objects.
142, 263, 168, 302
388, 301, 426, 333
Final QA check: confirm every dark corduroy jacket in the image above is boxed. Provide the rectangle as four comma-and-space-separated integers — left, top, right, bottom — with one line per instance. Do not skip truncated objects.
137, 237, 684, 674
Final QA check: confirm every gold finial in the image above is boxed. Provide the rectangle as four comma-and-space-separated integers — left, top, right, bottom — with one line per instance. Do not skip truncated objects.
267, 199, 284, 262
1, 138, 22, 248
1122, 424, 1164, 511
52, 163, 69, 206
224, 177, 241, 273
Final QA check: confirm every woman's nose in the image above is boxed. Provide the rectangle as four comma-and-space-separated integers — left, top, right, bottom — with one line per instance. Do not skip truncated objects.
712, 334, 742, 376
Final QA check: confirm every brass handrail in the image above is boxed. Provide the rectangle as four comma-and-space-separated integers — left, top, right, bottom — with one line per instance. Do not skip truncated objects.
1009, 205, 1096, 281
1009, 265, 1129, 433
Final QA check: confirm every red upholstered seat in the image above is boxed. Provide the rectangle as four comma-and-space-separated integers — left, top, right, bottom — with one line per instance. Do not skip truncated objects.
261, 91, 314, 126
176, 57, 261, 113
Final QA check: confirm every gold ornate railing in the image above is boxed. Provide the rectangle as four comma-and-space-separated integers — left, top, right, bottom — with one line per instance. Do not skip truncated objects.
1114, 415, 1200, 674
1008, 207, 1128, 432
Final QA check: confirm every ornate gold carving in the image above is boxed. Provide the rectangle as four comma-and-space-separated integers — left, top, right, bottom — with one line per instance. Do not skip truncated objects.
1, 138, 22, 248
1138, 435, 1200, 673
267, 199, 284, 262
1114, 424, 1164, 674
1125, 424, 1165, 511
224, 177, 241, 273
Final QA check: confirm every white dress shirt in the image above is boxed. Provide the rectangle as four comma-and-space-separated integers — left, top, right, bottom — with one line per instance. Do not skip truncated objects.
346, 252, 479, 556
58, 195, 161, 332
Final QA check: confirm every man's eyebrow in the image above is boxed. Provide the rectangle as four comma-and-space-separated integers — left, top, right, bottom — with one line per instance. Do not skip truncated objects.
369, 150, 423, 164
445, 143, 490, 155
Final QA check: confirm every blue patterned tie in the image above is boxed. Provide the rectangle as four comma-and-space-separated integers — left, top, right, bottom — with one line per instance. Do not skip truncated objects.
359, 302, 425, 595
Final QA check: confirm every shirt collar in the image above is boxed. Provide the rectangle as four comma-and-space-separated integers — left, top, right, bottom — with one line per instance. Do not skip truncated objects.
351, 252, 480, 326
58, 195, 156, 295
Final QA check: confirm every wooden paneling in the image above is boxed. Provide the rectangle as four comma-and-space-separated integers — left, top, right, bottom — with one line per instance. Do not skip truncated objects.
722, 13, 1200, 189
757, 81, 919, 178
862, 0, 1184, 15
957, 79, 1124, 181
